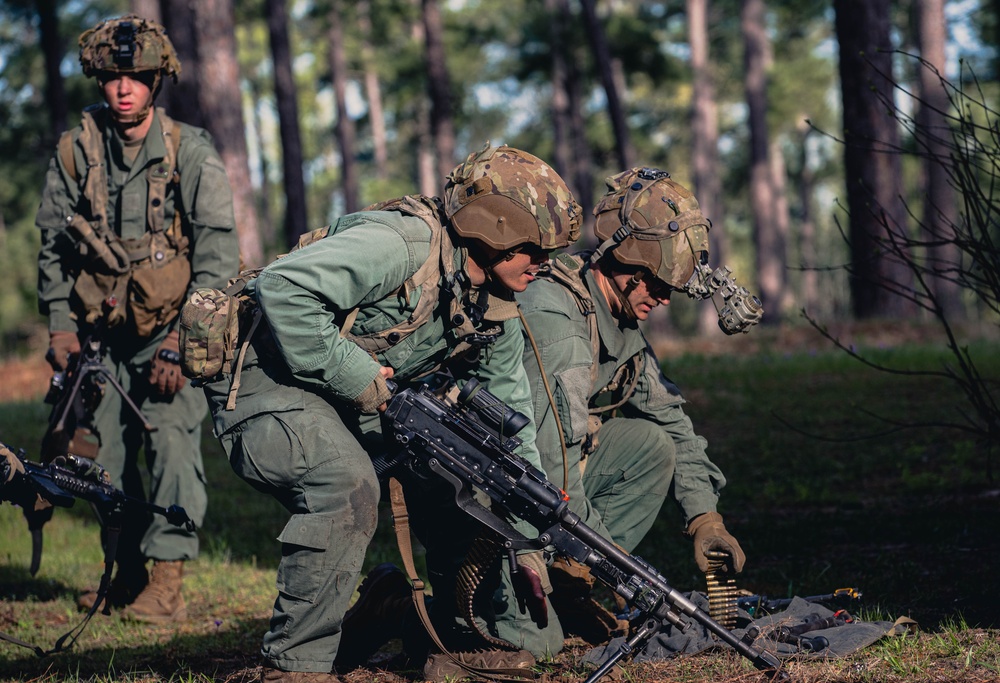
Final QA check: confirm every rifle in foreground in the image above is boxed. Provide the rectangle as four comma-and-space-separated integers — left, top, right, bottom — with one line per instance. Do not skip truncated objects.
34, 296, 156, 575
380, 380, 787, 683
1, 443, 194, 655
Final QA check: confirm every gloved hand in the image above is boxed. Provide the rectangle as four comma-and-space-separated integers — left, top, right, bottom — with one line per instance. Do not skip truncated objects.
513, 550, 551, 629
687, 511, 746, 574
150, 330, 186, 396
46, 331, 81, 371
1, 443, 24, 483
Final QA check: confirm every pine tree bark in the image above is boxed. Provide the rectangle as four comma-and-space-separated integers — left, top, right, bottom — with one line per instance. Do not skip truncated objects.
834, 0, 914, 318
328, 0, 359, 214
579, 0, 633, 171
192, 0, 263, 266
266, 0, 309, 247
687, 0, 729, 334
37, 0, 67, 141
158, 0, 205, 128
742, 0, 787, 322
358, 0, 388, 180
422, 0, 456, 182
915, 0, 963, 318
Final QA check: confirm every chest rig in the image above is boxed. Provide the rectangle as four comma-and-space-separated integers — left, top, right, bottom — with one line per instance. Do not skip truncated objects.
539, 252, 644, 454
58, 105, 191, 337
333, 195, 519, 372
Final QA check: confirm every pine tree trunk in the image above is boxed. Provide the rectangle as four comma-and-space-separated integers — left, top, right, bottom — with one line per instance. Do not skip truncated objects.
579, 0, 633, 170
37, 0, 67, 142
328, 0, 359, 214
687, 0, 729, 335
422, 0, 456, 182
158, 0, 205, 128
266, 0, 309, 246
192, 0, 263, 266
834, 0, 914, 318
742, 0, 786, 323
915, 0, 964, 318
358, 0, 389, 180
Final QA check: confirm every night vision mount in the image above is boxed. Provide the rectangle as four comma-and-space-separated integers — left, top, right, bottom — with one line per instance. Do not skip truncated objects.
686, 264, 763, 335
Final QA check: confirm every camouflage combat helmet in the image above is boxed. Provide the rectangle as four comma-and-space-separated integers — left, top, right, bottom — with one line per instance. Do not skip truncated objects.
79, 14, 181, 83
444, 143, 582, 252
592, 167, 710, 292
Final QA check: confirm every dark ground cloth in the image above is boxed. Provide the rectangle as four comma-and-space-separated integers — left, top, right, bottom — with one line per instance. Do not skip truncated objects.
584, 593, 916, 667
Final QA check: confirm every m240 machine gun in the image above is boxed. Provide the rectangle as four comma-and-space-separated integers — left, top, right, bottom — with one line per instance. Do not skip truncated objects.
379, 379, 786, 683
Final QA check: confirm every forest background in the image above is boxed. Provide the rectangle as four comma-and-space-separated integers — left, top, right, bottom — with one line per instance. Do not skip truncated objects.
0, 0, 997, 345
1, 1, 1000, 682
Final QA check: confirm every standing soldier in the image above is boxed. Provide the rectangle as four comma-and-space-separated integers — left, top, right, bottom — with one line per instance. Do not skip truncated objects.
192, 145, 580, 682
35, 14, 239, 623
495, 168, 760, 655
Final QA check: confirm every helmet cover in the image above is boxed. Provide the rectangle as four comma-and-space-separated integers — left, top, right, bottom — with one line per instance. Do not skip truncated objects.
593, 167, 710, 290
444, 144, 582, 252
79, 14, 181, 83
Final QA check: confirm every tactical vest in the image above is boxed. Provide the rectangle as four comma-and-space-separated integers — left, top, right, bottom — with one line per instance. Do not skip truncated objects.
58, 105, 191, 337
180, 195, 519, 409
538, 252, 644, 453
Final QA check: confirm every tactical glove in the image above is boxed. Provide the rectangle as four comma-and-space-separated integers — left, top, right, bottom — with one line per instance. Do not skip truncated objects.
47, 331, 81, 371
150, 330, 186, 396
1, 443, 24, 483
353, 368, 394, 413
548, 555, 622, 645
687, 511, 746, 574
512, 550, 551, 629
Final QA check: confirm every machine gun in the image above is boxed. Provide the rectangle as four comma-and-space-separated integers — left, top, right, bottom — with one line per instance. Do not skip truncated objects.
380, 379, 786, 683
33, 295, 156, 575
0, 442, 193, 655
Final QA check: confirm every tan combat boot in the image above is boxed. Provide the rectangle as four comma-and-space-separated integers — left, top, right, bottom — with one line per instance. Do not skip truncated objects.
77, 562, 149, 611
547, 556, 625, 645
121, 560, 187, 624
423, 648, 536, 682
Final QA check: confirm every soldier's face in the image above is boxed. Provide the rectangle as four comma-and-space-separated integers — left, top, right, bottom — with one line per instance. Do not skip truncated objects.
611, 271, 672, 321
99, 72, 154, 122
490, 244, 549, 293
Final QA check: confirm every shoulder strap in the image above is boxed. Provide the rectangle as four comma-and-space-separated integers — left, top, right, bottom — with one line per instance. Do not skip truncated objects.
58, 131, 78, 183
147, 108, 181, 235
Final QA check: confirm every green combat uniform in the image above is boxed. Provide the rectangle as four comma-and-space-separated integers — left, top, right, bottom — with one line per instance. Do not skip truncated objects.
495, 259, 727, 655
188, 144, 581, 680
35, 105, 238, 565
201, 205, 540, 672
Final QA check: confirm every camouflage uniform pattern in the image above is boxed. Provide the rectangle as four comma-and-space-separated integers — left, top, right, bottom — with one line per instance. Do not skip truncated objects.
78, 14, 181, 81
445, 144, 582, 251
593, 168, 711, 290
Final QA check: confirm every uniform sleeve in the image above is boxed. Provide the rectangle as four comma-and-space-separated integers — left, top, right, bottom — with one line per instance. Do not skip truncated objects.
518, 296, 615, 541
624, 344, 726, 524
35, 146, 81, 333
177, 131, 239, 293
252, 216, 415, 403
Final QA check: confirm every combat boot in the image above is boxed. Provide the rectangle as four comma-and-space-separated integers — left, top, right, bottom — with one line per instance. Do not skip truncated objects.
121, 560, 187, 624
547, 556, 624, 645
423, 648, 536, 682
76, 562, 149, 611
334, 562, 413, 668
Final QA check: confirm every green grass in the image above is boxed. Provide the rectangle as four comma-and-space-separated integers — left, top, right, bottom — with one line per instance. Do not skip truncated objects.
0, 335, 998, 682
